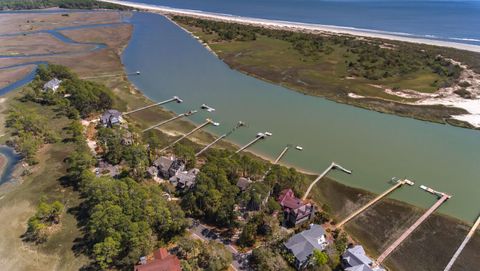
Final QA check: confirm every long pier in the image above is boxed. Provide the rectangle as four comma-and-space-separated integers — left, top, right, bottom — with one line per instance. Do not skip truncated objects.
159, 118, 218, 152
142, 110, 197, 132
302, 162, 352, 201
234, 132, 272, 154
195, 121, 245, 156
336, 179, 414, 228
122, 96, 182, 116
443, 213, 480, 271
259, 145, 292, 181
375, 186, 451, 266
273, 145, 290, 164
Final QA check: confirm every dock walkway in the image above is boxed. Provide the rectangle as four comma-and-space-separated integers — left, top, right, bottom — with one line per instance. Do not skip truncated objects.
376, 193, 450, 265
336, 179, 413, 228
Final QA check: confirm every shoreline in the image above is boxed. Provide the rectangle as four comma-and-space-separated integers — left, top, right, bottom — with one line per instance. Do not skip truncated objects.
99, 0, 480, 53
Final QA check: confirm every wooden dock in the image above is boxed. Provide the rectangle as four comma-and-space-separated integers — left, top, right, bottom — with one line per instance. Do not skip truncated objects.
302, 162, 351, 201
234, 132, 271, 154
142, 110, 197, 132
123, 96, 182, 116
375, 190, 451, 265
195, 121, 245, 156
159, 119, 216, 153
336, 179, 414, 228
443, 213, 480, 271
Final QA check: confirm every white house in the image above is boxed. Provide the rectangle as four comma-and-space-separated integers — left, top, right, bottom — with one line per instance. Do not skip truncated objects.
43, 78, 62, 92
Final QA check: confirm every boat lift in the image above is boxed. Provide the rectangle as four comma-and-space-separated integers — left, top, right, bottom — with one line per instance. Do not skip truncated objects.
375, 185, 451, 266
302, 162, 352, 201
195, 121, 245, 156
336, 178, 415, 228
159, 118, 219, 153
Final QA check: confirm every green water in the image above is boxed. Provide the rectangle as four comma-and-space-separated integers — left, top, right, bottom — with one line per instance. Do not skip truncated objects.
123, 12, 480, 223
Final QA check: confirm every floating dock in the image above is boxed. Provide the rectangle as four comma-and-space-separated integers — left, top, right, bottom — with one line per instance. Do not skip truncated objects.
375, 186, 451, 266
302, 162, 351, 201
443, 213, 480, 271
336, 178, 415, 228
142, 110, 197, 132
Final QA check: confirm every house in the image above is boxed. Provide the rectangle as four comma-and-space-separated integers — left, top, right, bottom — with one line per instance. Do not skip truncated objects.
100, 109, 123, 127
236, 177, 252, 192
134, 247, 181, 271
284, 224, 328, 270
342, 245, 385, 271
277, 188, 314, 226
153, 156, 185, 179
43, 78, 62, 92
170, 168, 199, 189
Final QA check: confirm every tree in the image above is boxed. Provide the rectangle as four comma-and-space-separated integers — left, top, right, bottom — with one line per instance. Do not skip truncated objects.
198, 241, 233, 271
93, 236, 121, 270
250, 247, 290, 271
25, 200, 65, 242
238, 222, 257, 247
312, 249, 328, 266
173, 143, 196, 169
82, 177, 188, 268
67, 120, 84, 142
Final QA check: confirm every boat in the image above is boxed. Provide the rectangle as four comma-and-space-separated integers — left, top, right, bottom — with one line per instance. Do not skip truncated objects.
295, 146, 303, 151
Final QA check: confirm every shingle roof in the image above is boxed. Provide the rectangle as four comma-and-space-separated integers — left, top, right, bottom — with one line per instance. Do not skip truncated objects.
284, 224, 326, 263
43, 78, 61, 90
153, 156, 174, 170
134, 248, 181, 271
343, 245, 385, 271
100, 109, 122, 124
236, 177, 252, 191
278, 188, 304, 209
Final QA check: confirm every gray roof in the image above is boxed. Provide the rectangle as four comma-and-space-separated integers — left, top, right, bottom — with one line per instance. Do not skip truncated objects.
43, 78, 62, 90
171, 169, 199, 188
100, 109, 122, 124
343, 245, 385, 271
147, 166, 158, 176
153, 156, 174, 170
236, 177, 252, 191
284, 224, 326, 263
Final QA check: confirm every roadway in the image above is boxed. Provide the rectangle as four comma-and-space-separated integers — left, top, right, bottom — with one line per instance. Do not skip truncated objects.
187, 220, 252, 271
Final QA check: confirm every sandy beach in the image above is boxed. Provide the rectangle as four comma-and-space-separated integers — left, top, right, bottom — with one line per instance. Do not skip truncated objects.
100, 0, 480, 53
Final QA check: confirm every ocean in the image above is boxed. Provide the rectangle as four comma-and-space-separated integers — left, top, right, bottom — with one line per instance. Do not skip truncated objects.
128, 0, 480, 46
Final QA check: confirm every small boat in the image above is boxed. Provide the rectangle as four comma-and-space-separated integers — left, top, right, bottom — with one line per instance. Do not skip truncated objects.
257, 132, 265, 138
295, 146, 303, 151
264, 132, 272, 136
136, 70, 141, 75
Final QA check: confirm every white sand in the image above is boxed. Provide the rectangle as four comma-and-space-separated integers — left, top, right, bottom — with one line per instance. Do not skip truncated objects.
100, 0, 480, 53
